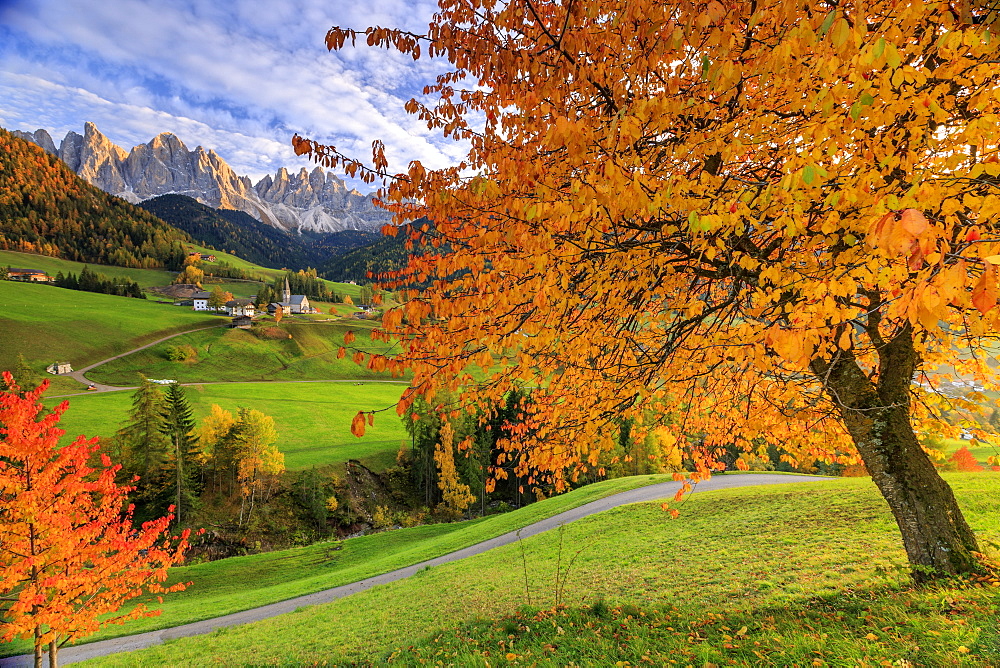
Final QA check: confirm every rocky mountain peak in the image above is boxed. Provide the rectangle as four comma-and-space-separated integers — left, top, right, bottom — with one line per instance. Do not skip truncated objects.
14, 122, 392, 233
11, 128, 57, 155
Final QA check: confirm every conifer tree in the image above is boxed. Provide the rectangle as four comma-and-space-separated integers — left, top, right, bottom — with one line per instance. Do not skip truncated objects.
158, 383, 200, 525
116, 376, 169, 487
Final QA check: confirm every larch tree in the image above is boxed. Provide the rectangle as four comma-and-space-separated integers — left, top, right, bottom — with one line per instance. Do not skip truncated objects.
234, 408, 284, 525
208, 286, 228, 310
300, 0, 1000, 580
0, 375, 189, 668
434, 420, 476, 519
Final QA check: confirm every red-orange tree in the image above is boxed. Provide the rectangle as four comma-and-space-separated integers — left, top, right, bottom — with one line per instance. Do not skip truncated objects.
298, 0, 1000, 580
0, 374, 190, 668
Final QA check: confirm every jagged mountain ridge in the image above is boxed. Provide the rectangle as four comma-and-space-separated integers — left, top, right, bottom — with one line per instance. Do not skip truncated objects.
138, 193, 376, 271
12, 123, 393, 234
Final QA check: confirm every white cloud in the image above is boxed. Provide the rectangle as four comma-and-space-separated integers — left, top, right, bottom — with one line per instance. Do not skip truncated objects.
0, 0, 466, 189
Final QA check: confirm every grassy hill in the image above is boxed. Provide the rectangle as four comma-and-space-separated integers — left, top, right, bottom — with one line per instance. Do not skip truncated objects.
84, 318, 397, 386
19, 473, 999, 666
0, 474, 677, 659
47, 381, 408, 471
0, 281, 220, 382
0, 249, 180, 292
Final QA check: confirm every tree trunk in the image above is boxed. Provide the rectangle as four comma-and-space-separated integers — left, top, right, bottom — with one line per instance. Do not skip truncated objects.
48, 639, 58, 668
811, 326, 981, 582
33, 627, 42, 668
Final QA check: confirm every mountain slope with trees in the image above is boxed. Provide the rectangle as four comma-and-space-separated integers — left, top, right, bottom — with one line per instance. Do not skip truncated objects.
0, 128, 190, 269
318, 220, 427, 282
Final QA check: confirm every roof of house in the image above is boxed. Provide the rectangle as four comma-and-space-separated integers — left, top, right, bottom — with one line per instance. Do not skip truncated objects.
289, 295, 308, 305
226, 299, 254, 307
192, 291, 213, 299
8, 268, 47, 274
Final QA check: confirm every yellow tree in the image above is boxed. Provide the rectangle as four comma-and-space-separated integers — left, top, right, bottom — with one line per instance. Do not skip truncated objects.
235, 408, 284, 525
301, 0, 1000, 580
434, 420, 476, 519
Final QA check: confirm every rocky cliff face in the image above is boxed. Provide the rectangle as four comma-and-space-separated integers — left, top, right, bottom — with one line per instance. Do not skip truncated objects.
13, 122, 391, 233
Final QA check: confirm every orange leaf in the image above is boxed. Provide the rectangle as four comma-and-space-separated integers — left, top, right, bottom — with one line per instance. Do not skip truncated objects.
350, 412, 367, 438
900, 208, 928, 236
972, 269, 998, 315
367, 412, 375, 426
344, 330, 356, 345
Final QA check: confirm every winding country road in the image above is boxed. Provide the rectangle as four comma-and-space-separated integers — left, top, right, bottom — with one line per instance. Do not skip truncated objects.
62, 324, 225, 393
0, 473, 831, 667
48, 323, 408, 397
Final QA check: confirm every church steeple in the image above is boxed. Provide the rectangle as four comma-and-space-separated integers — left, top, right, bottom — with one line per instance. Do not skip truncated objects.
283, 277, 291, 304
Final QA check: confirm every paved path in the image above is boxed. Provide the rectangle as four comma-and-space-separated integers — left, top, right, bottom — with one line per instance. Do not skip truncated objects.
0, 473, 830, 667
47, 323, 408, 398
63, 325, 224, 392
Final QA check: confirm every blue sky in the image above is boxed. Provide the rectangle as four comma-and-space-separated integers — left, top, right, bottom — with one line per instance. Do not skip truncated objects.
0, 0, 464, 187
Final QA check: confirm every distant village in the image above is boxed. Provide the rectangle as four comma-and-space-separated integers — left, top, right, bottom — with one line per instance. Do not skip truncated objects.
4, 252, 378, 335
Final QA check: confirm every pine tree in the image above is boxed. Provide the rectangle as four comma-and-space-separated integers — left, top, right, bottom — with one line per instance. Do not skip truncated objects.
115, 376, 170, 489
158, 383, 200, 526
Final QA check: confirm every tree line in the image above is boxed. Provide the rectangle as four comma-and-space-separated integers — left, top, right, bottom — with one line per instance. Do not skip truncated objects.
112, 377, 284, 529
52, 266, 145, 299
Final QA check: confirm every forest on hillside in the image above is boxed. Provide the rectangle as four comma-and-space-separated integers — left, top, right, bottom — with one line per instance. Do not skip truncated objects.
0, 129, 190, 269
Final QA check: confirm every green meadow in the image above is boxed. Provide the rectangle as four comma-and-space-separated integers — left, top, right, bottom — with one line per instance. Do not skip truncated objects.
64, 473, 998, 667
0, 250, 180, 291
48, 381, 409, 470
0, 248, 366, 300
84, 318, 399, 386
0, 281, 220, 373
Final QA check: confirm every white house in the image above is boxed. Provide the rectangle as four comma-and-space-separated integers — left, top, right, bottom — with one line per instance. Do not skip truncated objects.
225, 299, 256, 317
192, 291, 213, 311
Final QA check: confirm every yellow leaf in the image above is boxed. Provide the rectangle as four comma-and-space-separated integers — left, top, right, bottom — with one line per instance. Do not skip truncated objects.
982, 255, 1000, 265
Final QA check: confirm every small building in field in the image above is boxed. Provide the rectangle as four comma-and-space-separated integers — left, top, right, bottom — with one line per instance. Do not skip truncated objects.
9, 268, 51, 282
231, 315, 253, 329
225, 299, 256, 317
46, 362, 73, 375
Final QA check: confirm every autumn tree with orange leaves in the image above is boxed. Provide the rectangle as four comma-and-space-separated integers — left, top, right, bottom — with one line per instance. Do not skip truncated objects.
0, 374, 190, 668
298, 0, 1000, 580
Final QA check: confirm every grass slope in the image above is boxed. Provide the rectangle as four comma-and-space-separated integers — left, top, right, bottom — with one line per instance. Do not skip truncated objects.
0, 248, 366, 300
75, 473, 999, 667
85, 319, 398, 386
0, 250, 178, 291
47, 382, 409, 471
0, 281, 220, 374
0, 474, 672, 658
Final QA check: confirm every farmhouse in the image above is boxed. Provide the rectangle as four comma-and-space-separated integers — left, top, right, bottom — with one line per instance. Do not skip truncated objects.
225, 299, 256, 317
46, 362, 73, 375
192, 291, 213, 311
8, 268, 51, 282
231, 315, 253, 329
